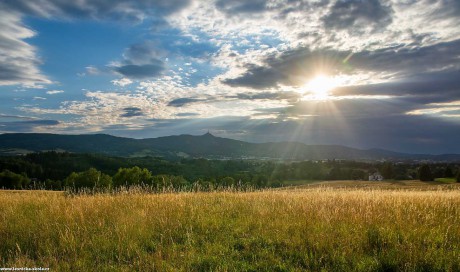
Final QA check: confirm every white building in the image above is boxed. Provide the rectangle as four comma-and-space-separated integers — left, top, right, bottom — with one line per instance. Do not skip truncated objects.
369, 172, 384, 181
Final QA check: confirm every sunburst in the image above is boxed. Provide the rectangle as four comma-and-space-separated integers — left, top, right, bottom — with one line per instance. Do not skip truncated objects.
302, 75, 338, 100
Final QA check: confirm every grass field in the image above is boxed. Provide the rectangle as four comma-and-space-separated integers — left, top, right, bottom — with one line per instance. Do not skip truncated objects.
435, 178, 457, 183
1, 181, 460, 271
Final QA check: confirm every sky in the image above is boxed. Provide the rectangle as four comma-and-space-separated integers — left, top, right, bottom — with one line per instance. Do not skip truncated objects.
0, 0, 459, 154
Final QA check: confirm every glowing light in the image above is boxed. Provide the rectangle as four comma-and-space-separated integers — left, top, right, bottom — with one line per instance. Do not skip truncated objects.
302, 75, 338, 100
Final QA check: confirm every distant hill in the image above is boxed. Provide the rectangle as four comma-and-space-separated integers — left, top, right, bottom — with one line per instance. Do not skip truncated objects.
0, 132, 459, 161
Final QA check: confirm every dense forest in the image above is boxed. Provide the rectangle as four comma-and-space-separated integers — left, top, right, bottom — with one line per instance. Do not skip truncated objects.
0, 152, 459, 190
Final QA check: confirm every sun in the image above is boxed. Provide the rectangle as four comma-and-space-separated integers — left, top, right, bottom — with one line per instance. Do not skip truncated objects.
303, 75, 338, 100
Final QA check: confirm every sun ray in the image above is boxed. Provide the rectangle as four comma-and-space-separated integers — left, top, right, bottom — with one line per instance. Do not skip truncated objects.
301, 75, 341, 100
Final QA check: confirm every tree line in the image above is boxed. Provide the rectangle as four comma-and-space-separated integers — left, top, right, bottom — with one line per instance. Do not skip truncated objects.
0, 152, 459, 190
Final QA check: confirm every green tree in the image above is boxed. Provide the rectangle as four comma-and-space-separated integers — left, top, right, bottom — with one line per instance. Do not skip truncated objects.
169, 176, 188, 187
456, 171, 460, 183
113, 166, 152, 187
64, 168, 112, 189
220, 176, 235, 186
380, 162, 394, 179
152, 175, 188, 188
328, 167, 342, 180
351, 169, 366, 180
444, 166, 454, 178
418, 164, 433, 181
0, 170, 30, 189
251, 175, 268, 187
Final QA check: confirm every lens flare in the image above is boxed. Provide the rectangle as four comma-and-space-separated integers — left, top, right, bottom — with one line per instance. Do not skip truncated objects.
302, 75, 339, 100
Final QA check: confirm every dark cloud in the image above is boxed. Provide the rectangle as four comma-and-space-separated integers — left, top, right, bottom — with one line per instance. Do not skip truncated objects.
111, 42, 165, 79
223, 66, 285, 89
167, 98, 205, 107
176, 112, 200, 117
103, 110, 460, 154
349, 39, 460, 75
215, 0, 267, 14
0, 120, 59, 132
323, 0, 393, 32
232, 91, 301, 101
247, 98, 458, 154
1, 0, 191, 22
223, 39, 460, 91
334, 69, 460, 104
421, 0, 460, 21
0, 114, 37, 121
122, 42, 163, 64
215, 0, 329, 18
0, 13, 51, 87
114, 63, 164, 79
251, 114, 460, 154
120, 107, 143, 118
284, 99, 412, 119
222, 48, 349, 89
0, 64, 47, 84
166, 92, 300, 108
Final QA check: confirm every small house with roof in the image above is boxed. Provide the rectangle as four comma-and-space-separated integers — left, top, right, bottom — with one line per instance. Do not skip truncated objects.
368, 172, 384, 181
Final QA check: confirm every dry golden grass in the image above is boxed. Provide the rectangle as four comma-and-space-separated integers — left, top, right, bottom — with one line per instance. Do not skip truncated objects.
1, 183, 460, 271
281, 179, 460, 190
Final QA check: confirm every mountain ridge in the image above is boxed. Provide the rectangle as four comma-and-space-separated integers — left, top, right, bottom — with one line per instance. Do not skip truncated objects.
0, 132, 458, 161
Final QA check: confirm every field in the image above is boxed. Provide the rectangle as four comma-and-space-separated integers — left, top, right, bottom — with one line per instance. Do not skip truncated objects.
1, 181, 460, 271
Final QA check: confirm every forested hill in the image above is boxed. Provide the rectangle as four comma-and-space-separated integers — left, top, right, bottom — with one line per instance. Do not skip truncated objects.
0, 132, 459, 161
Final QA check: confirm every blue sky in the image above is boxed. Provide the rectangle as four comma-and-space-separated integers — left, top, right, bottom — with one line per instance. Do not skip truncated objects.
1, 0, 460, 154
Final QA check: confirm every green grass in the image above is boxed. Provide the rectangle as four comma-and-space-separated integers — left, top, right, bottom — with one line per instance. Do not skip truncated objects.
1, 185, 460, 271
435, 177, 457, 183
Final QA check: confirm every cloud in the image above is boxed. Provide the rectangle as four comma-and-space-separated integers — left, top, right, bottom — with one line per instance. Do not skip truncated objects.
349, 39, 460, 75
416, 0, 460, 22
167, 97, 206, 107
333, 69, 460, 104
215, 0, 267, 14
85, 66, 100, 75
46, 90, 64, 95
114, 63, 165, 79
222, 47, 349, 89
232, 91, 301, 102
176, 112, 200, 117
111, 78, 133, 87
322, 0, 393, 32
17, 83, 286, 132
1, 0, 191, 22
0, 119, 59, 132
407, 100, 460, 119
120, 107, 143, 118
0, 114, 38, 121
90, 111, 460, 154
0, 11, 51, 87
222, 38, 460, 90
122, 42, 165, 63
110, 42, 166, 79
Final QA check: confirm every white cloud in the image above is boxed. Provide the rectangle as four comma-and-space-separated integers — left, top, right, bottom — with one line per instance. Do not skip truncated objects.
406, 100, 460, 119
17, 74, 290, 131
111, 78, 133, 87
85, 66, 100, 75
33, 96, 46, 100
46, 90, 64, 95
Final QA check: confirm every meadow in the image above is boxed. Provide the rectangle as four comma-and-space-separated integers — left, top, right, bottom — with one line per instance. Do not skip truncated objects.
1, 181, 460, 271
